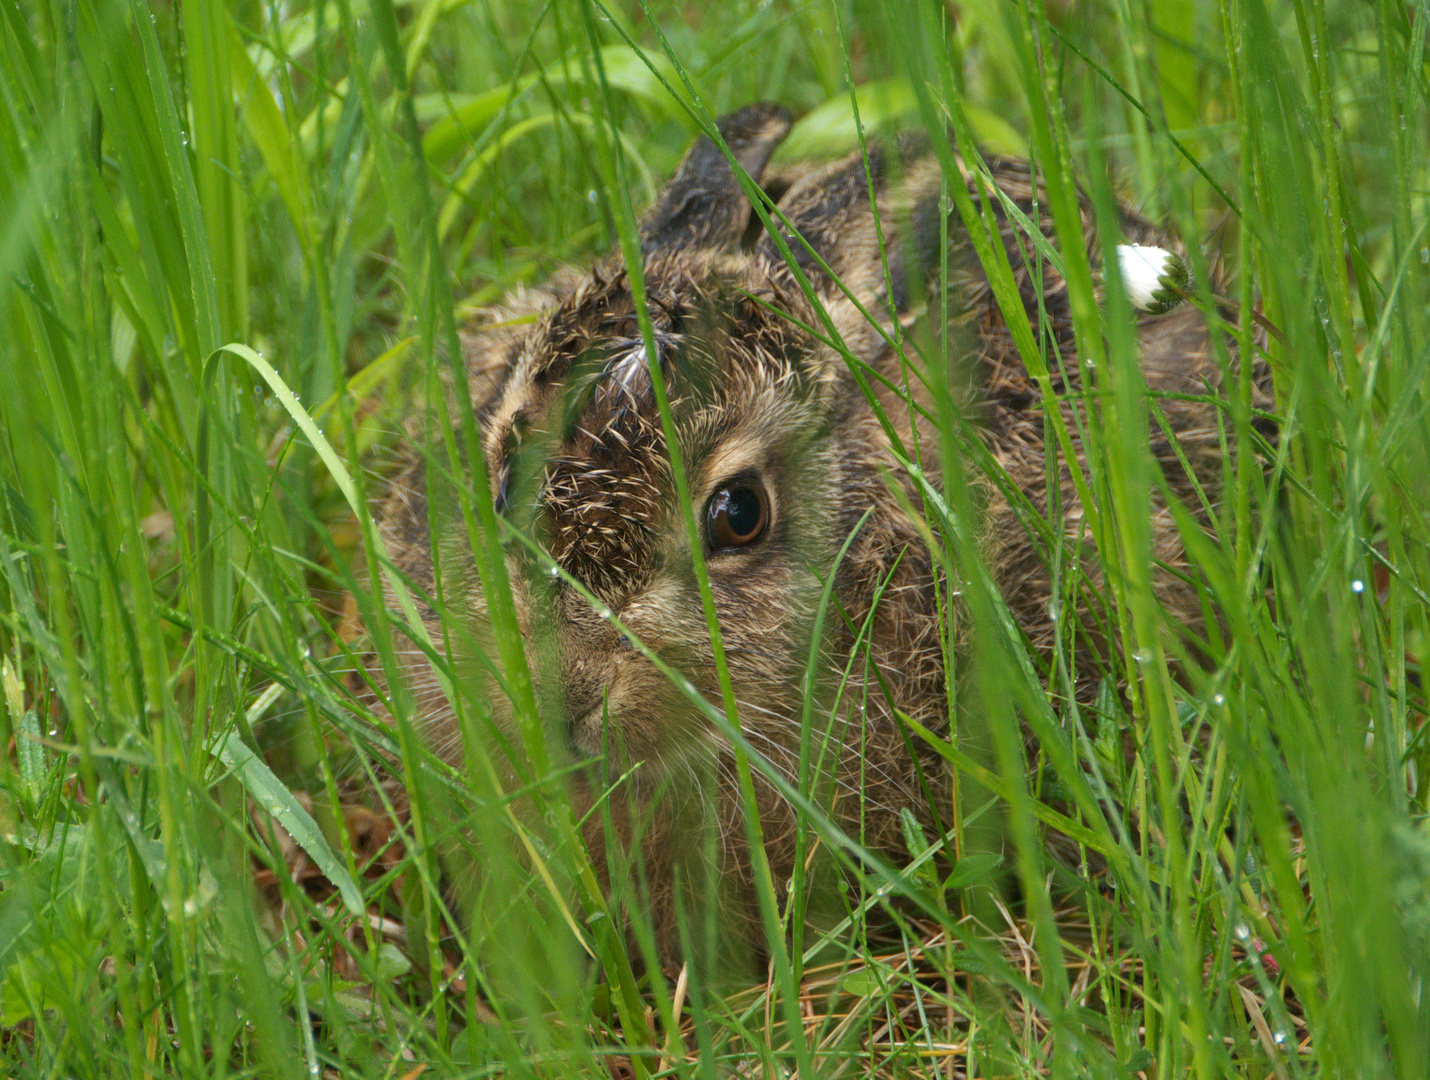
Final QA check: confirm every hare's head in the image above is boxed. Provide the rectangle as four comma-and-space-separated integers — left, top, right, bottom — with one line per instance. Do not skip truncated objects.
425, 103, 941, 784
378, 101, 1251, 970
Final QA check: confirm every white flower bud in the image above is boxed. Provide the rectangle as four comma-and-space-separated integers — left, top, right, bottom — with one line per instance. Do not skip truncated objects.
1115, 244, 1190, 316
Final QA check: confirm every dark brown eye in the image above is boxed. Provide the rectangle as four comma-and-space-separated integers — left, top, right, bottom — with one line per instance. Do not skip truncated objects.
706, 481, 769, 550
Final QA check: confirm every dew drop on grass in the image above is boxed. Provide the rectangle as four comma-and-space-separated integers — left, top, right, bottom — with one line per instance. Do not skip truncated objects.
1273, 1031, 1286, 1045
1351, 579, 1364, 594
548, 564, 560, 577
1213, 693, 1225, 705
1133, 648, 1152, 664
1234, 922, 1250, 940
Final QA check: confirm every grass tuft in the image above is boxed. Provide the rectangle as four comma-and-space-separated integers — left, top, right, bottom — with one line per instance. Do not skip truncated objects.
1, 0, 1427, 1076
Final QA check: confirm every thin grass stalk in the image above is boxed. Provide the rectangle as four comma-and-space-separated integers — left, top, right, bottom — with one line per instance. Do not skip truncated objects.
577, 6, 804, 1069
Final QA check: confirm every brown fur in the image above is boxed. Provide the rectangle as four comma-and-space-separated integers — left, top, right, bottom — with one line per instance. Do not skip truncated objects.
364, 103, 1266, 971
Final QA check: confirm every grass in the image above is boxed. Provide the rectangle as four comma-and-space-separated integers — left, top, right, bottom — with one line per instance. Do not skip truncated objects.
1, 0, 1428, 1075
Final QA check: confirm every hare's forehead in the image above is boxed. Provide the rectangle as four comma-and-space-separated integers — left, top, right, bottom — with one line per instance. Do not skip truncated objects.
483, 274, 822, 444
488, 312, 826, 595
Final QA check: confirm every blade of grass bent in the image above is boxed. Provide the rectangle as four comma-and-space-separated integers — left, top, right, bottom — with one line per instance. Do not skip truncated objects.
208, 727, 364, 916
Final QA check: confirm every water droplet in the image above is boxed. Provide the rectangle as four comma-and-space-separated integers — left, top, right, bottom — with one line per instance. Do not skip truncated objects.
597, 606, 612, 620
1273, 1031, 1286, 1045
1234, 922, 1250, 940
1213, 693, 1225, 706
548, 564, 560, 577
1133, 648, 1152, 664
1420, 247, 1428, 265
587, 189, 598, 203
1350, 579, 1364, 594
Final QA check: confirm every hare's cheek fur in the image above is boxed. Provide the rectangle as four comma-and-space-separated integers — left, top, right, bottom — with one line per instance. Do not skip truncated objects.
556, 576, 716, 771
554, 447, 836, 779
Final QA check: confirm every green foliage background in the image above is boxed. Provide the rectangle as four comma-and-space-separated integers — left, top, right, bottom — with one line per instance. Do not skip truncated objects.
0, 0, 1428, 1075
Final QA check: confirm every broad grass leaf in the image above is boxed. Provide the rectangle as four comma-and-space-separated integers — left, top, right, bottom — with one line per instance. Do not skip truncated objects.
943, 852, 1004, 891
778, 79, 1024, 160
231, 24, 313, 249
210, 728, 365, 917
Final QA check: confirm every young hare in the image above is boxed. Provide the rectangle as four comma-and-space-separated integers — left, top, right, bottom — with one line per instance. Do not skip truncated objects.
372, 103, 1254, 970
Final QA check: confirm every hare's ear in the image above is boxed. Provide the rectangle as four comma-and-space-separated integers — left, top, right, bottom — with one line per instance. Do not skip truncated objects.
640, 102, 792, 254
756, 138, 945, 330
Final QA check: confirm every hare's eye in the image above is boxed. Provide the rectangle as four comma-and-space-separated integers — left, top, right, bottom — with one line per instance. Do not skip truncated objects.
706, 481, 769, 550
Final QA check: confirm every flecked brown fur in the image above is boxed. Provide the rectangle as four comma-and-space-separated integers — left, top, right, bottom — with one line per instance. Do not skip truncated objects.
363, 103, 1267, 971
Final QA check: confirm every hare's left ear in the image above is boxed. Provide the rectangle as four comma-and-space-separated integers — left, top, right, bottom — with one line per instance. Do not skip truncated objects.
640, 102, 792, 254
